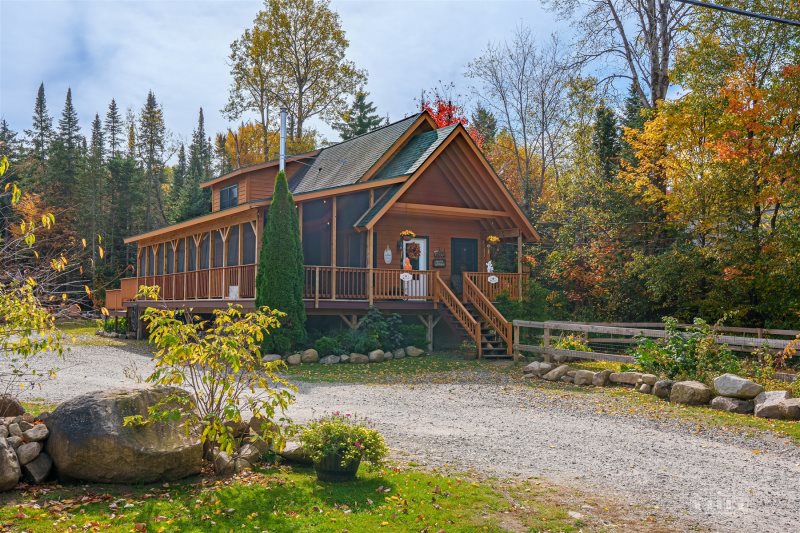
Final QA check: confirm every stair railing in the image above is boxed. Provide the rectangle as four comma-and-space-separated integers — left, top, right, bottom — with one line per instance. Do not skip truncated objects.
434, 274, 483, 358
463, 274, 513, 355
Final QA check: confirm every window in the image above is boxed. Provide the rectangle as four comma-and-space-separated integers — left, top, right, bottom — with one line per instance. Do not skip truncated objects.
220, 184, 238, 210
336, 192, 369, 267
302, 199, 331, 266
226, 226, 239, 267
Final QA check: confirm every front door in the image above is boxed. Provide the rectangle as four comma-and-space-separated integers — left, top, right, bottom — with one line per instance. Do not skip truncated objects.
402, 238, 427, 298
450, 238, 478, 295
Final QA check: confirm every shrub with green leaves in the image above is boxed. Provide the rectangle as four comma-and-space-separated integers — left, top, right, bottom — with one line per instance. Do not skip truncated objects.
553, 333, 592, 352
357, 307, 404, 351
96, 316, 128, 333
299, 413, 388, 468
129, 291, 296, 466
314, 335, 343, 356
631, 316, 740, 383
399, 324, 427, 348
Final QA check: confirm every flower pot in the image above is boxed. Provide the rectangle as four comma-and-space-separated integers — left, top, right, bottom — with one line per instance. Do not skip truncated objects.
314, 453, 361, 482
402, 235, 411, 241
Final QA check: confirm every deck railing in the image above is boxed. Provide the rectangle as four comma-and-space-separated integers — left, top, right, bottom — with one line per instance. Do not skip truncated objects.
464, 272, 524, 301
435, 276, 482, 357
463, 274, 513, 355
303, 266, 435, 305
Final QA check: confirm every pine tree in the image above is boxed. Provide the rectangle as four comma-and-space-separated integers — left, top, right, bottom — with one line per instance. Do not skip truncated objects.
214, 132, 232, 176
176, 108, 212, 221
105, 98, 123, 159
592, 104, 620, 182
47, 88, 83, 203
0, 119, 21, 239
24, 83, 53, 186
169, 143, 187, 222
332, 90, 385, 140
137, 91, 168, 230
471, 104, 497, 146
80, 114, 107, 269
255, 170, 306, 353
621, 84, 645, 165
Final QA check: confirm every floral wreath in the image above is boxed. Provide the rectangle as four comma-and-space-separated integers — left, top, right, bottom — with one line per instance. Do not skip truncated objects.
405, 242, 421, 260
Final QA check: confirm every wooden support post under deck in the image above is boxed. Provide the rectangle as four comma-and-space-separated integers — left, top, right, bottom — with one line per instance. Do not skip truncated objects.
331, 196, 337, 300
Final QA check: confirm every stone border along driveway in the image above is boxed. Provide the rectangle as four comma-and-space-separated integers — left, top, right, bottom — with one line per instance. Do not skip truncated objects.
11, 343, 800, 532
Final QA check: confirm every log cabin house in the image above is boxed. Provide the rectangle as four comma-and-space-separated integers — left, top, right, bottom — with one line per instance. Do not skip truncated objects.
105, 112, 539, 356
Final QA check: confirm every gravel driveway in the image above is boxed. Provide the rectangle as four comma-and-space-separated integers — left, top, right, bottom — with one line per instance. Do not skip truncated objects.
10, 343, 800, 532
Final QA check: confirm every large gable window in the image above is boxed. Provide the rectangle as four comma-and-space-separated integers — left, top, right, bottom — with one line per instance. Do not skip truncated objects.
220, 184, 238, 210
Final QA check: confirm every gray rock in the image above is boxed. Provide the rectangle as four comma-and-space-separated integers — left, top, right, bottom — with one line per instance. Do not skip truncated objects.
339, 354, 350, 364
319, 355, 341, 365
566, 370, 577, 378
6, 436, 22, 449
0, 438, 21, 491
213, 450, 235, 475
713, 374, 764, 399
653, 380, 674, 400
711, 396, 755, 414
406, 346, 425, 357
560, 375, 574, 383
22, 452, 52, 484
237, 443, 262, 464
368, 350, 385, 363
349, 353, 369, 364
261, 353, 282, 363
0, 426, 7, 439
15, 441, 42, 465
300, 349, 319, 363
610, 372, 642, 386
542, 364, 570, 381
574, 370, 595, 386
754, 391, 792, 419
225, 419, 250, 439
8, 423, 22, 438
640, 374, 658, 386
393, 348, 406, 359
384, 351, 394, 360
592, 370, 613, 387
0, 395, 25, 417
45, 387, 202, 483
637, 383, 652, 394
523, 361, 553, 377
278, 441, 313, 465
286, 353, 302, 366
18, 420, 33, 432
783, 398, 800, 421
248, 415, 276, 437
22, 424, 49, 442
670, 381, 713, 406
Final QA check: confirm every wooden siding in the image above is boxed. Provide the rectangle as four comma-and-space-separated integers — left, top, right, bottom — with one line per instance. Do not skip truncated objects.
211, 160, 307, 212
399, 159, 468, 208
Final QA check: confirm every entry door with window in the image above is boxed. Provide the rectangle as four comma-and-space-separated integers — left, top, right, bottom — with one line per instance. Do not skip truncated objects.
402, 238, 427, 298
450, 238, 478, 295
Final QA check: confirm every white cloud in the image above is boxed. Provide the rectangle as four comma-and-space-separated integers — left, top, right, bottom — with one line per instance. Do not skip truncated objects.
1, 0, 567, 147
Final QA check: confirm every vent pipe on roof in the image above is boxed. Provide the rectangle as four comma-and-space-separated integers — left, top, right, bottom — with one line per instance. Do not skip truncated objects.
279, 107, 287, 173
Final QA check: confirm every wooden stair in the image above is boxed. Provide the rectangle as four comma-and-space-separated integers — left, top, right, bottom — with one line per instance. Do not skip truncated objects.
465, 303, 509, 357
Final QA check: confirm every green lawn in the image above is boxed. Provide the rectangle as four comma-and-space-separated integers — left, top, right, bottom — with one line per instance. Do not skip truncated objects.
0, 466, 590, 532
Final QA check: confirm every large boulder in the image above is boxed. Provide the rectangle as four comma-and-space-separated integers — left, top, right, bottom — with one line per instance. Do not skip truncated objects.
0, 438, 20, 491
15, 442, 42, 465
609, 372, 642, 386
0, 395, 25, 417
23, 424, 48, 442
349, 353, 369, 364
542, 364, 570, 382
22, 452, 52, 484
713, 374, 764, 399
640, 374, 658, 386
670, 381, 713, 406
393, 348, 406, 359
652, 380, 674, 400
277, 441, 313, 465
406, 346, 425, 357
573, 370, 595, 386
368, 349, 385, 363
754, 391, 792, 419
711, 396, 754, 414
300, 349, 319, 364
319, 355, 340, 365
45, 387, 202, 483
262, 354, 282, 363
783, 398, 800, 421
592, 370, 613, 387
286, 354, 302, 365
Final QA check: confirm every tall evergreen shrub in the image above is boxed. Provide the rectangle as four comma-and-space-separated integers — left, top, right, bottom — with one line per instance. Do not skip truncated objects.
255, 170, 306, 353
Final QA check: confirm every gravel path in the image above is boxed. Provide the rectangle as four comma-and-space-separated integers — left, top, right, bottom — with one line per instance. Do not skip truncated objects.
10, 343, 800, 532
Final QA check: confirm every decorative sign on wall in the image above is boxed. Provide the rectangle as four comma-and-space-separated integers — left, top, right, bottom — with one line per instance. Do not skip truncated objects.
432, 249, 446, 268
383, 245, 393, 265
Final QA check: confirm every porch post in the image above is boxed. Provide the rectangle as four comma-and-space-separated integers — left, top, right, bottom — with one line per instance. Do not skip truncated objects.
517, 233, 523, 299
331, 196, 337, 300
183, 237, 188, 300
367, 227, 374, 304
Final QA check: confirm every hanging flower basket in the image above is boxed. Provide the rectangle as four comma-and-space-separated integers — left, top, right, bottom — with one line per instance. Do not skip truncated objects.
400, 229, 416, 241
485, 235, 501, 246
406, 242, 421, 260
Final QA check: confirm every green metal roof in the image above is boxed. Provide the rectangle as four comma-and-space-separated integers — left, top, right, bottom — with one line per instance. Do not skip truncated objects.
353, 184, 403, 229
372, 124, 457, 181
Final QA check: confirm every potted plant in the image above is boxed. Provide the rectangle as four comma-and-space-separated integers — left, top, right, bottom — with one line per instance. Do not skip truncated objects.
400, 229, 416, 241
486, 235, 501, 259
299, 413, 388, 482
521, 254, 537, 273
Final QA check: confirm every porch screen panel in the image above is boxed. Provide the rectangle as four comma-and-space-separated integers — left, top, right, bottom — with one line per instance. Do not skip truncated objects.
176, 239, 185, 273
188, 238, 197, 271
213, 231, 224, 268
138, 250, 146, 277
243, 223, 256, 264
302, 199, 331, 265
148, 247, 155, 276
166, 244, 175, 274
226, 225, 239, 266
336, 192, 369, 267
156, 244, 164, 275
200, 234, 210, 270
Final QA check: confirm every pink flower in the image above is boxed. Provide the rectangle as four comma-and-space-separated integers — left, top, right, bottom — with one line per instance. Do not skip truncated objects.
345, 413, 351, 417
354, 441, 363, 449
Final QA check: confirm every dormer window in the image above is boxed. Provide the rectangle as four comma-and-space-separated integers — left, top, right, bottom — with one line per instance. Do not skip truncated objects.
220, 184, 238, 210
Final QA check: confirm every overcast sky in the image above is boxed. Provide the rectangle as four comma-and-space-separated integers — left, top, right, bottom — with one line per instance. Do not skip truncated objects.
1, 0, 569, 147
